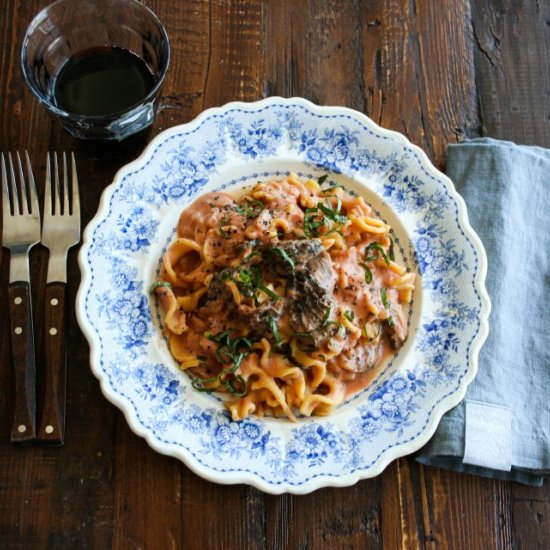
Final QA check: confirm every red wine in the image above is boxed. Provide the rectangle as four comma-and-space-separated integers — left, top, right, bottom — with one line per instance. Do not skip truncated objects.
53, 46, 156, 117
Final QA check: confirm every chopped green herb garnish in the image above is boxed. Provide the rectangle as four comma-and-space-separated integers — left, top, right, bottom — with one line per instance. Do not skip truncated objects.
320, 181, 344, 194
234, 267, 279, 305
388, 237, 395, 261
381, 288, 390, 309
226, 374, 248, 396
218, 213, 232, 239
264, 246, 295, 275
360, 263, 373, 284
149, 280, 173, 294
365, 242, 390, 264
235, 199, 264, 219
317, 174, 329, 185
304, 197, 348, 238
256, 282, 279, 302
264, 314, 282, 347
192, 329, 254, 395
303, 207, 326, 238
206, 329, 252, 369
318, 173, 344, 194
318, 197, 347, 224
362, 321, 381, 342
191, 374, 221, 392
343, 310, 355, 323
386, 317, 395, 327
327, 320, 347, 339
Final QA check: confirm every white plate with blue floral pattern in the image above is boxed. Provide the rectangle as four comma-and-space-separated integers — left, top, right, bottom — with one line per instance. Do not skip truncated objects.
77, 97, 490, 494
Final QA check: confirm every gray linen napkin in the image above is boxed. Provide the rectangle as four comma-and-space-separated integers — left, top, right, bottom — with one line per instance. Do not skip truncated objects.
416, 138, 550, 486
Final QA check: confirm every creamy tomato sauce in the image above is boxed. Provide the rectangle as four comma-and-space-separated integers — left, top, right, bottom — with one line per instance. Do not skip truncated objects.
154, 175, 415, 420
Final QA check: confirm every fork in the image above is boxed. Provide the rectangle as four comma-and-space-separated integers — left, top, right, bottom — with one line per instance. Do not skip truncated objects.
38, 152, 80, 445
1, 151, 40, 443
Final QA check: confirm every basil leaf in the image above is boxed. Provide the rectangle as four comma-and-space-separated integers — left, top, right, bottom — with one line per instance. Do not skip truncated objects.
381, 288, 390, 308
226, 375, 248, 396
388, 237, 395, 261
191, 375, 219, 392
318, 201, 347, 224
365, 242, 390, 264
343, 310, 355, 323
218, 213, 232, 239
304, 207, 325, 238
265, 246, 295, 274
264, 314, 282, 346
149, 280, 173, 294
360, 263, 373, 284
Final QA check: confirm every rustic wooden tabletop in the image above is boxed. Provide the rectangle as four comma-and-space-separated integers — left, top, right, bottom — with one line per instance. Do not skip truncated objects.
1, 0, 548, 548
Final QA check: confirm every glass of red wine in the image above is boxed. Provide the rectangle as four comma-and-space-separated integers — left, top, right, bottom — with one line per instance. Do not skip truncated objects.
20, 0, 170, 141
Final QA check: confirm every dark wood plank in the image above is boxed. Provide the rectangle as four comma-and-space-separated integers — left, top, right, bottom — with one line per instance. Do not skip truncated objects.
421, 468, 514, 549
264, 0, 365, 110
182, 475, 267, 549
472, 0, 550, 146
380, 460, 423, 549
362, 0, 480, 168
151, 0, 211, 128
285, 483, 383, 548
511, 482, 550, 549
202, 0, 265, 108
112, 422, 182, 549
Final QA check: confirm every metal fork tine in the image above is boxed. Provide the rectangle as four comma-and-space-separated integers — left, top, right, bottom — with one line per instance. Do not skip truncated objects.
70, 152, 79, 217
1, 152, 9, 217
25, 151, 39, 217
44, 153, 52, 217
53, 152, 61, 216
62, 152, 69, 216
15, 152, 28, 215
7, 152, 21, 215
15, 151, 35, 216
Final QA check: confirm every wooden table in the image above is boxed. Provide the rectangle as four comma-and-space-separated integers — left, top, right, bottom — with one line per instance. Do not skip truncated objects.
1, 1, 548, 548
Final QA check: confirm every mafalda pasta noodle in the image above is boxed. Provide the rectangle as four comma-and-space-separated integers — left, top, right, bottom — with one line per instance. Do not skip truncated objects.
152, 174, 415, 421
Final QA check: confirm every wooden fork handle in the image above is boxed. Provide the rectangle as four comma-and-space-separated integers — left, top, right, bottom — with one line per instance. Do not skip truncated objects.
8, 282, 37, 444
37, 283, 67, 445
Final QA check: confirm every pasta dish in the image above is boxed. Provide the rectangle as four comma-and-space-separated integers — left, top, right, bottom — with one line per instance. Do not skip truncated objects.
152, 174, 415, 421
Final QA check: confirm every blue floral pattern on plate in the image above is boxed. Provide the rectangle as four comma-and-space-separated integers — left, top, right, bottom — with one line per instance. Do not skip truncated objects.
77, 97, 490, 494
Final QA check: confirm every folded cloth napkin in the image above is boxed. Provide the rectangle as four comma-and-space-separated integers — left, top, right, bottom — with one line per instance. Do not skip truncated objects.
416, 138, 550, 486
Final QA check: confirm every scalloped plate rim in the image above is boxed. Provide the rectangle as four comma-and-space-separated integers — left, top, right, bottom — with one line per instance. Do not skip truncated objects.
76, 96, 490, 494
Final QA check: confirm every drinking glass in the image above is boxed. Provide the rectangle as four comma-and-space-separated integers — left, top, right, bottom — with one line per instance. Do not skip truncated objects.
20, 0, 170, 141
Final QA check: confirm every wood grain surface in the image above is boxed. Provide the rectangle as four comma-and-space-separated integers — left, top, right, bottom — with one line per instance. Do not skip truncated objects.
1, 0, 548, 548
